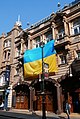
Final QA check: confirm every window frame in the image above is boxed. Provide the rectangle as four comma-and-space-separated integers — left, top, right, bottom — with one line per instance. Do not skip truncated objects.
4, 39, 11, 48
60, 54, 67, 65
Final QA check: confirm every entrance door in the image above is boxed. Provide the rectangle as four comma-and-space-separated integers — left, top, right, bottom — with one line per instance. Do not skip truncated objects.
37, 95, 54, 112
16, 95, 28, 109
72, 93, 80, 113
46, 95, 53, 111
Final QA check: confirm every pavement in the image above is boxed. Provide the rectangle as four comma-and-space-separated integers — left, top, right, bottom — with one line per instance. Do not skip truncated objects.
0, 109, 80, 119
58, 112, 80, 119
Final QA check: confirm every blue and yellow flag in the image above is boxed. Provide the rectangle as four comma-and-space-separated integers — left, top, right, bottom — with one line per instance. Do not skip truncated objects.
23, 40, 58, 78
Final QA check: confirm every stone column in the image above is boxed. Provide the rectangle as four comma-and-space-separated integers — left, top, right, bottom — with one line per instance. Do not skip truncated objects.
28, 35, 31, 49
42, 34, 46, 42
63, 17, 69, 36
29, 87, 33, 112
21, 38, 23, 54
51, 23, 56, 40
69, 22, 72, 36
55, 83, 62, 114
57, 54, 61, 65
74, 50, 78, 58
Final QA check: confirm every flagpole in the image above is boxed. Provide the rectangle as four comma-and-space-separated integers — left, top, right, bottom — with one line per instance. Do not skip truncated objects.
40, 41, 46, 119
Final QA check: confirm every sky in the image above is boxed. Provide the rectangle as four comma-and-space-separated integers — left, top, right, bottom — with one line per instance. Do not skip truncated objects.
0, 0, 73, 35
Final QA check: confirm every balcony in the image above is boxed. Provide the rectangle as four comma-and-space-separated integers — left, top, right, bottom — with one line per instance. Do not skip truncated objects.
70, 33, 80, 45
55, 33, 70, 48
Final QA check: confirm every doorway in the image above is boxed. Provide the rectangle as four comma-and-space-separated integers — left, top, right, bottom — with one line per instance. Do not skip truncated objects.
16, 95, 28, 109
72, 92, 80, 113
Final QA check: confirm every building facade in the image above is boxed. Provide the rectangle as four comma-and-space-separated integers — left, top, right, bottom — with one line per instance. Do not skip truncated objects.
0, 22, 22, 109
0, 0, 80, 113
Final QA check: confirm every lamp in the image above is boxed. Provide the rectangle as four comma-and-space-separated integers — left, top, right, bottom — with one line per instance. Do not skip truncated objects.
40, 41, 46, 119
69, 66, 73, 77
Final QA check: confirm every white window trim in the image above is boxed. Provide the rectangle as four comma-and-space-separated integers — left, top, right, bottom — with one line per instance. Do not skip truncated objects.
72, 24, 80, 35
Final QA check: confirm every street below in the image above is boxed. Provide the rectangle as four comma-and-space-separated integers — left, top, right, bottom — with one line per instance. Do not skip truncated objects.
0, 115, 62, 119
0, 110, 63, 119
0, 114, 79, 119
0, 110, 79, 119
0, 116, 14, 119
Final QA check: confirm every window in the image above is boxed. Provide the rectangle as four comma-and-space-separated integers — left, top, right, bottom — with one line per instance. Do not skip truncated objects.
34, 37, 40, 48
60, 55, 67, 64
73, 26, 80, 35
0, 73, 6, 86
72, 18, 80, 35
8, 51, 10, 60
8, 40, 11, 47
4, 41, 7, 47
57, 28, 65, 39
16, 68, 19, 75
4, 51, 7, 60
3, 50, 10, 61
77, 52, 80, 59
16, 45, 21, 57
4, 39, 11, 48
45, 31, 53, 43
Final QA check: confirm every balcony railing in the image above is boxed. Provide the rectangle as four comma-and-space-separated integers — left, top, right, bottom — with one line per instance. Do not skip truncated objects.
55, 37, 70, 46
72, 35, 80, 44
55, 32, 70, 46
56, 32, 65, 40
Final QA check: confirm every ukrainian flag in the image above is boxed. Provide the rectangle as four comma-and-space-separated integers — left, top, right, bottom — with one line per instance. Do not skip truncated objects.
23, 40, 58, 78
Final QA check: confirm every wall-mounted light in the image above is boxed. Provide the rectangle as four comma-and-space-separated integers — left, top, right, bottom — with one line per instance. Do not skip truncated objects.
69, 66, 73, 77
18, 82, 20, 85
70, 73, 73, 77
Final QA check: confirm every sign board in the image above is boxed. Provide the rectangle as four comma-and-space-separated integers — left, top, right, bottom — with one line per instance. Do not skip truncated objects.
43, 63, 49, 79
5, 65, 11, 84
